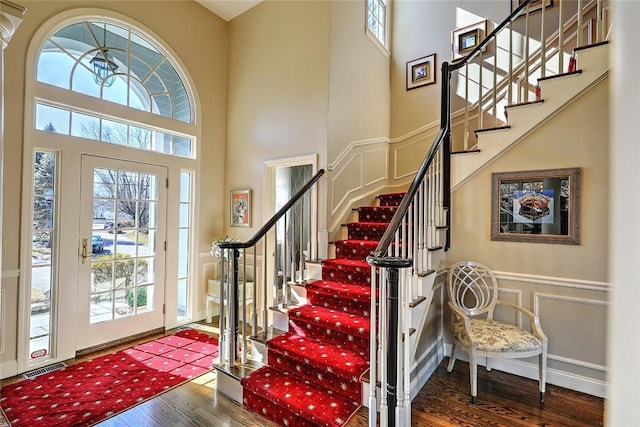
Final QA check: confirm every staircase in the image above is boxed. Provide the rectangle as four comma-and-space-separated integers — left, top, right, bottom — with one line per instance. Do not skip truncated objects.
452, 40, 610, 190
214, 2, 612, 426
241, 193, 407, 427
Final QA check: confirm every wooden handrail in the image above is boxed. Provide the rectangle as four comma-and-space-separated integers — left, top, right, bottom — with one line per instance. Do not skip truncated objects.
218, 168, 325, 250
369, 1, 534, 263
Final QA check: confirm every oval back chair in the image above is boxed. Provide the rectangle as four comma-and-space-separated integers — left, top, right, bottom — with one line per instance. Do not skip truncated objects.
447, 261, 548, 403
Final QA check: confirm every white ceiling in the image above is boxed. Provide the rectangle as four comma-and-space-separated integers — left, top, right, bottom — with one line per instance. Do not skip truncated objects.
195, 0, 262, 21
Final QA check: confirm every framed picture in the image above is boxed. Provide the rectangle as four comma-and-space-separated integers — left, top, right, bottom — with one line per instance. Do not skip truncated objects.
452, 20, 487, 61
511, 0, 553, 16
230, 189, 251, 227
491, 168, 581, 244
406, 53, 436, 90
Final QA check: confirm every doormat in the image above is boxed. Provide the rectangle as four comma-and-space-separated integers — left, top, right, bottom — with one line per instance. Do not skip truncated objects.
0, 328, 218, 427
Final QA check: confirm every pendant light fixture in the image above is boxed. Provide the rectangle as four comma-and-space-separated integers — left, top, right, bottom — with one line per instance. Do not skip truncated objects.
90, 23, 118, 87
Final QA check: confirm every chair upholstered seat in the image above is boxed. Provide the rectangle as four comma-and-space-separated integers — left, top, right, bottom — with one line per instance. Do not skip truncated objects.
452, 319, 543, 353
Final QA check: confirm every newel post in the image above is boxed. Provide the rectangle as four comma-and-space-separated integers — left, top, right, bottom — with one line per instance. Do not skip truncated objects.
367, 255, 412, 427
229, 248, 240, 363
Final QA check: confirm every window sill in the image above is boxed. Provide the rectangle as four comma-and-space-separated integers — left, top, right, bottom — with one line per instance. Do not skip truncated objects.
365, 27, 390, 58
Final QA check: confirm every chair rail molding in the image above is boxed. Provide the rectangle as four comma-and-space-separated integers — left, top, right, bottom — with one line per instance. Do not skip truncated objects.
494, 271, 609, 292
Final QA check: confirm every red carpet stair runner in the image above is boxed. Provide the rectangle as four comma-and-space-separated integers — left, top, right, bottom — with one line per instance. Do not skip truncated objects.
241, 192, 404, 427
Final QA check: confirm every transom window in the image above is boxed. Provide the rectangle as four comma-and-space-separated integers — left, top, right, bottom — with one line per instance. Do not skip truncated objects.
37, 20, 192, 124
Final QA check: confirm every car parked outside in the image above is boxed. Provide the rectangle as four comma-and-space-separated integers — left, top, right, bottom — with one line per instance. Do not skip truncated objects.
103, 221, 123, 233
92, 235, 104, 253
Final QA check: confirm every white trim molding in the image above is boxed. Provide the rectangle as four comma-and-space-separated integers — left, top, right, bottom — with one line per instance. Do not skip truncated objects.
1, 268, 19, 279
0, 1, 26, 48
494, 270, 610, 292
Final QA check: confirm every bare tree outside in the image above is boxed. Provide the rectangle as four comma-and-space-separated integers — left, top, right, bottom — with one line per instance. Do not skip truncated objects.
80, 122, 152, 229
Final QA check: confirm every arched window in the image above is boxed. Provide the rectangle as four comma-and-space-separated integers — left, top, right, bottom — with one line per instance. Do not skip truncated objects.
38, 20, 192, 123
35, 19, 195, 158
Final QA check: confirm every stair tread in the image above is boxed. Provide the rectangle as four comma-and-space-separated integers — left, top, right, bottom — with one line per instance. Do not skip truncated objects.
574, 40, 609, 52
241, 366, 361, 425
377, 192, 405, 198
505, 99, 544, 109
538, 69, 582, 82
347, 221, 392, 227
335, 238, 380, 246
268, 332, 370, 379
474, 125, 511, 135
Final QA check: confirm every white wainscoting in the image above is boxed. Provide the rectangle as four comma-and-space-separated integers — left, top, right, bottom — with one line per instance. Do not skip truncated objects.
1, 270, 19, 378
327, 138, 392, 232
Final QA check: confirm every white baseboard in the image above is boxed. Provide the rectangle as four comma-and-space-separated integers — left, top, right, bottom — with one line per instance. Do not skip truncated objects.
444, 344, 606, 398
1, 359, 18, 379
410, 344, 444, 400
216, 368, 244, 404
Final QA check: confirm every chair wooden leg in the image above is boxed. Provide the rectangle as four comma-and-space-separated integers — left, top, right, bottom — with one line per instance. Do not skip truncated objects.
447, 343, 457, 372
539, 345, 548, 402
470, 352, 478, 404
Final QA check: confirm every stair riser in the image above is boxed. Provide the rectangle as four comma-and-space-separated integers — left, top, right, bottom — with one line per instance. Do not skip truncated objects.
378, 193, 404, 206
307, 292, 371, 317
288, 318, 369, 356
357, 207, 397, 223
335, 240, 378, 260
322, 264, 373, 286
243, 391, 318, 427
268, 349, 363, 402
346, 224, 387, 240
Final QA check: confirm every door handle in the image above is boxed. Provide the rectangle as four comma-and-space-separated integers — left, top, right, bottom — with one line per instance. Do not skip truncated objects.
81, 238, 91, 264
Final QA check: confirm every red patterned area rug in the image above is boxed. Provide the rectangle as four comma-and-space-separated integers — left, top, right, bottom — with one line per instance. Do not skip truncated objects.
0, 328, 218, 427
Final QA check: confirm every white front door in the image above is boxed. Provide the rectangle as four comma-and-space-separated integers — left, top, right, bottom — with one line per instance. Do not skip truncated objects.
76, 155, 167, 350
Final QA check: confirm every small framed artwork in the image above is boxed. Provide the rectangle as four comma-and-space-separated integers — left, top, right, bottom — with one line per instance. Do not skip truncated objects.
406, 53, 436, 90
452, 20, 487, 61
511, 0, 553, 16
491, 168, 581, 244
230, 189, 251, 227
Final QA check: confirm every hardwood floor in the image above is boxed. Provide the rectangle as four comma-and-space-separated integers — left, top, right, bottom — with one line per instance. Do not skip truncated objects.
1, 325, 603, 427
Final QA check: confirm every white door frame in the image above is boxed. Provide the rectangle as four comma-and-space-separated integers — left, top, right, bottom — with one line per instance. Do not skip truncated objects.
264, 154, 320, 260
76, 155, 168, 351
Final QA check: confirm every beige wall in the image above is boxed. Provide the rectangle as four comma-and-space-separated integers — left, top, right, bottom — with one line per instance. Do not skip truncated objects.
226, 1, 331, 239
327, 0, 390, 161
325, 0, 391, 231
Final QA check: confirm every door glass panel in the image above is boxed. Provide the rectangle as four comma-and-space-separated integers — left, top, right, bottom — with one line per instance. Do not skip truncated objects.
177, 171, 192, 319
30, 151, 57, 362
89, 166, 159, 324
